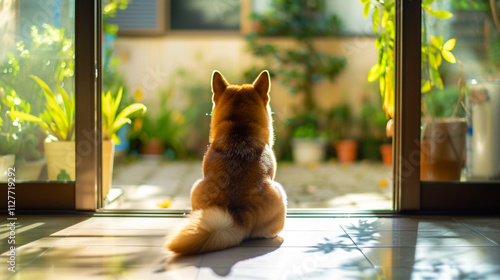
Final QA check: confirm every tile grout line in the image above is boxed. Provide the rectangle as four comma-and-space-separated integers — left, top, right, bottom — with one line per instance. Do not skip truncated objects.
452, 217, 500, 247
333, 218, 384, 278
194, 253, 205, 280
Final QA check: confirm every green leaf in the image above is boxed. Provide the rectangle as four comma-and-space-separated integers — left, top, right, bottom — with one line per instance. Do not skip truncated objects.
430, 36, 441, 49
442, 50, 456, 63
381, 9, 389, 28
57, 85, 72, 125
379, 74, 385, 97
30, 75, 59, 111
431, 70, 443, 89
372, 6, 380, 34
428, 51, 438, 69
421, 80, 432, 93
427, 9, 453, 19
436, 53, 442, 67
114, 88, 123, 117
443, 38, 456, 51
8, 111, 51, 133
368, 64, 384, 82
109, 118, 131, 139
423, 0, 434, 5
46, 103, 68, 140
363, 3, 370, 18
110, 103, 147, 139
360, 0, 370, 4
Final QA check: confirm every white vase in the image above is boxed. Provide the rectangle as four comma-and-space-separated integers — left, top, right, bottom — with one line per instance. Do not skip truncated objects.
44, 141, 75, 181
291, 138, 326, 165
0, 154, 15, 181
467, 81, 500, 179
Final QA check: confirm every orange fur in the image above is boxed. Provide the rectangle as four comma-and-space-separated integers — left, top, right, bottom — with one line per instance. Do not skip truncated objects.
165, 70, 287, 255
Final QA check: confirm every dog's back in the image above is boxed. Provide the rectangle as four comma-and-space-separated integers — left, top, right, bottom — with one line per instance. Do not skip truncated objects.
165, 70, 287, 255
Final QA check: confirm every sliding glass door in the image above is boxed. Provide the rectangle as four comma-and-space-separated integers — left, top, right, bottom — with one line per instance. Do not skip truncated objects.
0, 0, 99, 210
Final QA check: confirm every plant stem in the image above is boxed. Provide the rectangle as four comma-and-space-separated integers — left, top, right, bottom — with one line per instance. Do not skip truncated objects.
422, 10, 435, 122
452, 59, 467, 118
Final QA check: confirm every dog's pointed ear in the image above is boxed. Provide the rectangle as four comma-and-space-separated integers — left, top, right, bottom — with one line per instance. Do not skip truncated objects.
252, 70, 270, 103
211, 70, 229, 103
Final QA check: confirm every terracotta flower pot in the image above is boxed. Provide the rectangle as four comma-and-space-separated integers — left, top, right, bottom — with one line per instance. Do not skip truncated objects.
335, 140, 358, 163
140, 138, 164, 155
380, 143, 393, 166
420, 118, 467, 181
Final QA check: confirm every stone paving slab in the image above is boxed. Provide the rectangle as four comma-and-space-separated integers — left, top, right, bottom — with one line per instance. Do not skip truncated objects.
108, 160, 393, 210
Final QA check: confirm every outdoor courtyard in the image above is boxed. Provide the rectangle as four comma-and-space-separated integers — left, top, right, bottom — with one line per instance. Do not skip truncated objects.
105, 159, 393, 211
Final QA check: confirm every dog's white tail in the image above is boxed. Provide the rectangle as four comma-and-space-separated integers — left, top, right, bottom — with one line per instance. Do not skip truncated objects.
165, 207, 247, 255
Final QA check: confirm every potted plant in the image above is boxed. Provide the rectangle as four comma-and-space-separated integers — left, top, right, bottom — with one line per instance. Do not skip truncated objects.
134, 88, 186, 160
0, 24, 75, 120
286, 112, 327, 165
327, 104, 358, 164
8, 75, 75, 181
362, 0, 465, 180
2, 89, 45, 180
246, 0, 346, 164
176, 69, 213, 159
0, 101, 21, 181
359, 96, 391, 165
102, 88, 146, 197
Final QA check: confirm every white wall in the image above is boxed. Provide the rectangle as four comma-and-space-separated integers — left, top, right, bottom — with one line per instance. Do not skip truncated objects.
113, 35, 378, 120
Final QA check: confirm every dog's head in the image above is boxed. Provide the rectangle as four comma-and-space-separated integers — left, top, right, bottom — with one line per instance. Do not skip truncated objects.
209, 70, 273, 145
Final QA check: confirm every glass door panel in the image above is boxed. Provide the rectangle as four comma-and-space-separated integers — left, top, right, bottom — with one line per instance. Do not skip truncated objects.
100, 0, 396, 212
0, 0, 76, 182
420, 1, 500, 183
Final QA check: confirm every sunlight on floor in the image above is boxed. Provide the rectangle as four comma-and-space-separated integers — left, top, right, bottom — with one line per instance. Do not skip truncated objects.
104, 160, 393, 210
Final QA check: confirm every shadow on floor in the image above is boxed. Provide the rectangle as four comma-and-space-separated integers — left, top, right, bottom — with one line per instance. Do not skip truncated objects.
163, 237, 284, 276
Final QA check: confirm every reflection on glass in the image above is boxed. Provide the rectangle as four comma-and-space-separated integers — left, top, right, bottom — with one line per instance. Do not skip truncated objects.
421, 0, 500, 181
0, 0, 75, 182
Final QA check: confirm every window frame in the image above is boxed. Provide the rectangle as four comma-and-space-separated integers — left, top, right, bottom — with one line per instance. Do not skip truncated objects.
3, 0, 499, 214
397, 0, 500, 213
0, 0, 100, 212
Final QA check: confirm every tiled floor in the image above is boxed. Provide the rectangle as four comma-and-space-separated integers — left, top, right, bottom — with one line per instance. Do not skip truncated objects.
1, 215, 500, 279
107, 160, 393, 210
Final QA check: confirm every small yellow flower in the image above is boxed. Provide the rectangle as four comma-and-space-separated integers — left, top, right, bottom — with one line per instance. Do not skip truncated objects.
157, 198, 172, 208
378, 179, 388, 188
171, 110, 185, 125
134, 88, 144, 102
133, 118, 143, 132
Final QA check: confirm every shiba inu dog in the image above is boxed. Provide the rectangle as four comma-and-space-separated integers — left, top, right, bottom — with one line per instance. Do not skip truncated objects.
165, 70, 287, 255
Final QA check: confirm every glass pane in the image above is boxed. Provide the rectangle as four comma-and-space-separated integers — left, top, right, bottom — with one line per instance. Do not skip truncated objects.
421, 1, 500, 182
170, 0, 240, 31
0, 0, 75, 182
101, 0, 395, 211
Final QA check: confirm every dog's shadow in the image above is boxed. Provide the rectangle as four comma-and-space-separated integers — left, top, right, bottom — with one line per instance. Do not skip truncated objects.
163, 236, 284, 276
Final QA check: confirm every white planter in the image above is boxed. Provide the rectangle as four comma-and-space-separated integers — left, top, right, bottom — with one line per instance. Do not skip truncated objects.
102, 140, 115, 199
16, 158, 47, 181
44, 141, 75, 181
0, 154, 15, 181
291, 138, 326, 165
467, 81, 500, 179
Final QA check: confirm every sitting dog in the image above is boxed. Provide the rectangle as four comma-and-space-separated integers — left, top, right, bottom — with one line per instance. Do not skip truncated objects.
165, 70, 287, 255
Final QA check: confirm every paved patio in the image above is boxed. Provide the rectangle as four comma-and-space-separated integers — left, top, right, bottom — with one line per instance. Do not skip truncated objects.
105, 159, 393, 210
